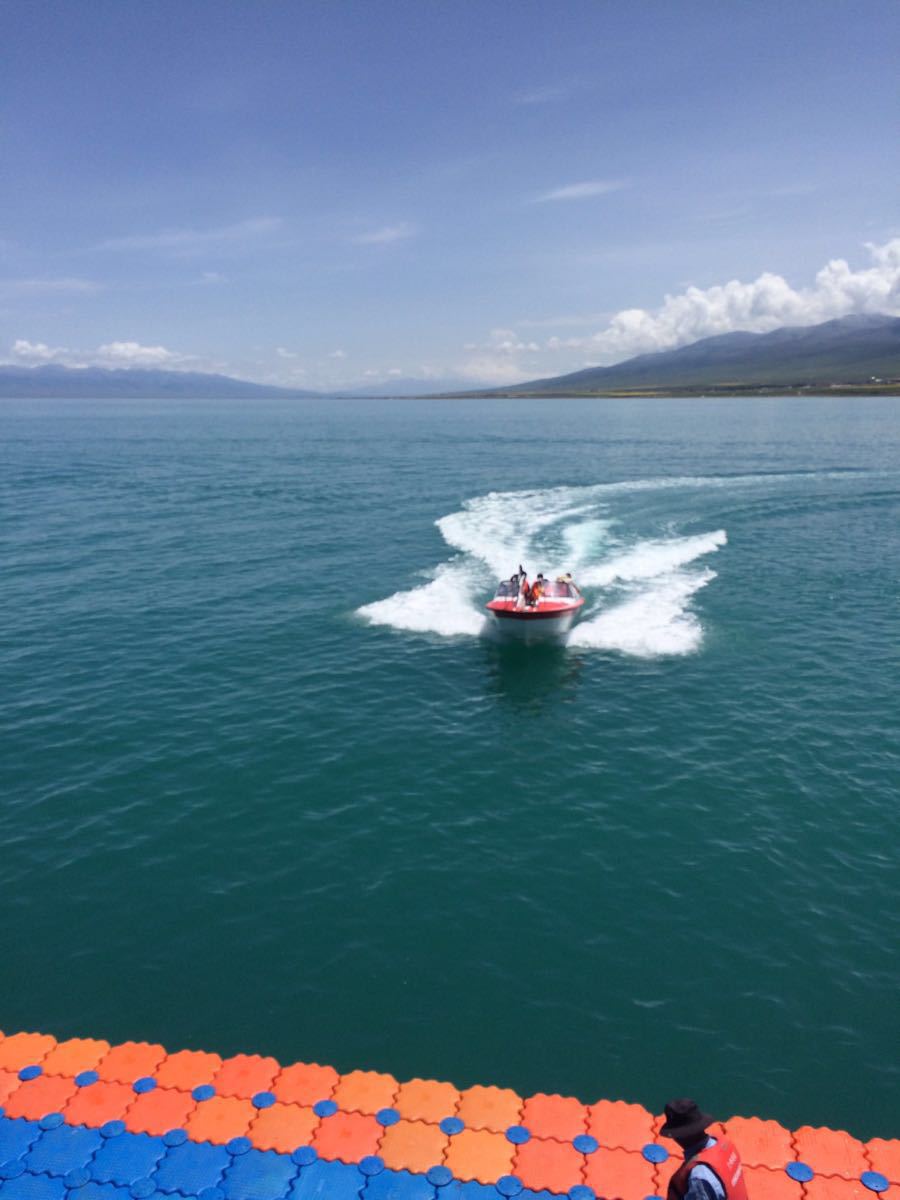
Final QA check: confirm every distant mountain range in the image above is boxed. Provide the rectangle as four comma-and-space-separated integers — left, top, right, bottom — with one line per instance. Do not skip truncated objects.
0, 364, 320, 399
2, 315, 898, 399
465, 314, 900, 396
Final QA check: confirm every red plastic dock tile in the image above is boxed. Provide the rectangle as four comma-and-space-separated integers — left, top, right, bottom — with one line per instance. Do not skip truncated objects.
212, 1053, 280, 1099
185, 1094, 256, 1143
455, 1085, 523, 1133
520, 1092, 588, 1142
274, 1061, 339, 1107
0, 1032, 56, 1070
0, 1069, 21, 1104
124, 1085, 197, 1135
311, 1110, 383, 1163
394, 1079, 461, 1124
378, 1119, 450, 1173
793, 1127, 869, 1179
331, 1070, 398, 1115
513, 1136, 584, 1193
725, 1116, 794, 1170
583, 1145, 656, 1197
248, 1102, 320, 1153
867, 1138, 900, 1184
587, 1099, 656, 1151
3, 1073, 78, 1119
155, 1049, 223, 1091
443, 1128, 515, 1183
742, 1165, 806, 1200
41, 1038, 110, 1077
96, 1041, 166, 1084
64, 1080, 135, 1127
804, 1176, 870, 1200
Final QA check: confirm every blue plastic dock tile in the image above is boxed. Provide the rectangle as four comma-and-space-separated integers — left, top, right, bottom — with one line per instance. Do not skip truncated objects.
0, 1120, 43, 1163
221, 1148, 297, 1200
438, 1183, 502, 1200
25, 1124, 103, 1176
68, 1184, 132, 1200
0, 1175, 67, 1200
520, 1190, 559, 1200
288, 1160, 363, 1200
90, 1134, 167, 1186
362, 1168, 434, 1200
152, 1142, 231, 1196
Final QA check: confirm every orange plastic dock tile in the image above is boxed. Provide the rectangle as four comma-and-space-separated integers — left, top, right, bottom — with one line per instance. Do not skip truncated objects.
588, 1099, 656, 1151
212, 1053, 280, 1099
742, 1165, 806, 1200
793, 1127, 869, 1179
443, 1127, 515, 1183
0, 1032, 56, 1070
41, 1038, 110, 1077
331, 1069, 398, 1115
378, 1119, 450, 1173
311, 1110, 383, 1163
64, 1080, 135, 1127
584, 1146, 656, 1198
455, 1085, 523, 1133
804, 1176, 870, 1200
513, 1136, 585, 1193
124, 1085, 197, 1135
725, 1116, 794, 1169
96, 1041, 166, 1084
867, 1138, 900, 1184
274, 1061, 339, 1107
185, 1094, 256, 1143
155, 1048, 223, 1091
248, 1102, 320, 1153
3, 1073, 78, 1119
520, 1092, 588, 1142
394, 1078, 461, 1124
0, 1069, 21, 1105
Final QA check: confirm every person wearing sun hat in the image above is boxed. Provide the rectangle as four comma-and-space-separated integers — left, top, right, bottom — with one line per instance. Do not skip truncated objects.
661, 1098, 749, 1200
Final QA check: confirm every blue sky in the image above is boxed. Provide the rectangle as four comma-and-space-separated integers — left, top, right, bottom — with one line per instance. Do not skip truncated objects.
2, 0, 898, 389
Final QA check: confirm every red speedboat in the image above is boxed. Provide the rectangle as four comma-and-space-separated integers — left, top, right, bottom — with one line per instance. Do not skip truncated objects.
486, 571, 584, 641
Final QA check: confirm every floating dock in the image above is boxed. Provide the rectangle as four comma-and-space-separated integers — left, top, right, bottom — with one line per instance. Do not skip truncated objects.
0, 1031, 896, 1200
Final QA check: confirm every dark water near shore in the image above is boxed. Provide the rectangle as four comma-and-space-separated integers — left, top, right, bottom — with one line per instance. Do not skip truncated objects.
1, 395, 898, 1138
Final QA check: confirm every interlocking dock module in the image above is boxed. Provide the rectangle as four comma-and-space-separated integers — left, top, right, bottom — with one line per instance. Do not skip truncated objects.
0, 1031, 897, 1200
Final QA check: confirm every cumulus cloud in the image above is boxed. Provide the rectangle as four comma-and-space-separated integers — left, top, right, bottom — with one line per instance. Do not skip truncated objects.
457, 329, 541, 384
535, 179, 627, 202
353, 222, 416, 245
580, 237, 900, 360
7, 338, 193, 369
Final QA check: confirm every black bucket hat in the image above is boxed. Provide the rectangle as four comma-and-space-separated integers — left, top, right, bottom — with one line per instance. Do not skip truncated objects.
660, 1098, 714, 1140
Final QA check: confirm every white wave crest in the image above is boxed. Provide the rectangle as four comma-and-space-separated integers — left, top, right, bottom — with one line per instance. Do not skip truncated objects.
358, 477, 731, 655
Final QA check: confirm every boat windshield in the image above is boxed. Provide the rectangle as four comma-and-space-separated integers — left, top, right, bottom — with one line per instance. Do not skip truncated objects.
494, 580, 517, 598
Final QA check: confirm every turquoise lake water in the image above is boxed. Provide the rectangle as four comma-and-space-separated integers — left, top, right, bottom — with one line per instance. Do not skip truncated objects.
1, 395, 898, 1138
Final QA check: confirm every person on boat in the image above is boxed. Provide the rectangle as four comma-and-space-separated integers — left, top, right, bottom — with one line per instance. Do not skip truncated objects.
515, 573, 530, 610
530, 574, 545, 603
660, 1099, 748, 1200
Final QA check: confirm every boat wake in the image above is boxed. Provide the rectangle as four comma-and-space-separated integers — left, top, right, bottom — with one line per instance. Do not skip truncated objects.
358, 478, 730, 657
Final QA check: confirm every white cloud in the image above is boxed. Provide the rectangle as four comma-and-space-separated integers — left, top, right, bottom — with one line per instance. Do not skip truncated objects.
353, 222, 416, 245
456, 329, 541, 384
96, 341, 183, 366
7, 338, 193, 369
535, 179, 627, 203
93, 217, 282, 253
579, 237, 900, 361
276, 347, 298, 359
328, 349, 346, 359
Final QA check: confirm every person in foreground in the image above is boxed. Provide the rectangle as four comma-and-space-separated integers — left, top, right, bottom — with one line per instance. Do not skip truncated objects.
661, 1098, 748, 1200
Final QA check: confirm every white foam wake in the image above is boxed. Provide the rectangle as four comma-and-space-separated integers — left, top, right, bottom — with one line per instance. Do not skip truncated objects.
358, 477, 733, 656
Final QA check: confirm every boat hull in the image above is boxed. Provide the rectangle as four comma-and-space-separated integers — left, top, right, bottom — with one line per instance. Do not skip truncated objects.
486, 598, 583, 642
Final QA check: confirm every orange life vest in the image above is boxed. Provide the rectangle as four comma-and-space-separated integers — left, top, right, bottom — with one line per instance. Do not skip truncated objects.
667, 1138, 749, 1200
